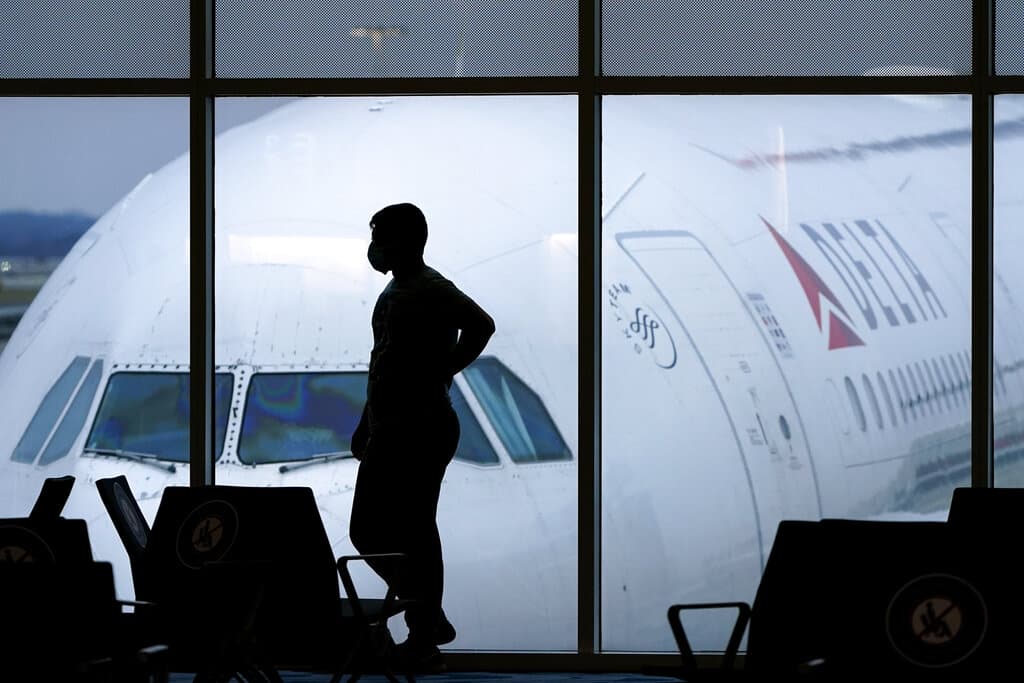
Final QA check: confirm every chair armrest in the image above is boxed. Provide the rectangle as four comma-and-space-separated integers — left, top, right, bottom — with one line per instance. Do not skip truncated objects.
136, 644, 170, 683
336, 553, 409, 622
668, 601, 751, 675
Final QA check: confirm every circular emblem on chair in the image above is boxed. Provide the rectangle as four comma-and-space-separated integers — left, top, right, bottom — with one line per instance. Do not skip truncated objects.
0, 525, 55, 564
176, 500, 238, 569
886, 573, 987, 668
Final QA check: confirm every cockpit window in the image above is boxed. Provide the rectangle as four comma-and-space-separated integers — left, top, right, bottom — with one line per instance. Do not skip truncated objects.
238, 373, 366, 465
450, 383, 500, 465
462, 357, 571, 463
39, 361, 104, 466
86, 372, 233, 462
11, 356, 90, 463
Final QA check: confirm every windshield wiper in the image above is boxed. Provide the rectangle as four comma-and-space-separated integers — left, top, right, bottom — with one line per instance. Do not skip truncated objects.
82, 448, 178, 474
278, 451, 354, 474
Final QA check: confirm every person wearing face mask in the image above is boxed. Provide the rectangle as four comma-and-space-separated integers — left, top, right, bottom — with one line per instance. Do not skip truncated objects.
348, 202, 495, 673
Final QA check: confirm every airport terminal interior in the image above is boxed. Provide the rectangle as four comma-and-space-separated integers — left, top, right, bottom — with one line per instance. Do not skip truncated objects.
1, 0, 1021, 681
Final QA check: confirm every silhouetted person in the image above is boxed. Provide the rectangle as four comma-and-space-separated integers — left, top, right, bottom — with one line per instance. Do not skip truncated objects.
349, 202, 495, 672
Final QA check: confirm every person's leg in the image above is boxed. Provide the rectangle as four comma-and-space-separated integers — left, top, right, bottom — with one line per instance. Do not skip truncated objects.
400, 464, 445, 644
349, 456, 406, 589
402, 408, 459, 646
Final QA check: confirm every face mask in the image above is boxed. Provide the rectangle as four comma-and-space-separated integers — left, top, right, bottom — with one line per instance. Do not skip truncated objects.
367, 242, 391, 274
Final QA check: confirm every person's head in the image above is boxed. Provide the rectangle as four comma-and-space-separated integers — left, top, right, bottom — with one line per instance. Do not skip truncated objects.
367, 202, 428, 274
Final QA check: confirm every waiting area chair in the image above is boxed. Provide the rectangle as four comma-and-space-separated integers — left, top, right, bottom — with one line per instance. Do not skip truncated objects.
0, 513, 170, 682
659, 517, 1016, 682
96, 477, 415, 683
28, 474, 75, 520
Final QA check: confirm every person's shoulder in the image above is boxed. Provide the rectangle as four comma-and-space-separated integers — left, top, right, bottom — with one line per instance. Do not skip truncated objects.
421, 265, 458, 291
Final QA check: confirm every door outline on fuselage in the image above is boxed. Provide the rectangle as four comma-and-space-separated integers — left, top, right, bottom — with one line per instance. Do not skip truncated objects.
615, 229, 824, 568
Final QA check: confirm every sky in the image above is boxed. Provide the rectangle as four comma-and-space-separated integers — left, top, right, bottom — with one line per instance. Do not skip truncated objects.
0, 97, 296, 215
0, 0, 1012, 216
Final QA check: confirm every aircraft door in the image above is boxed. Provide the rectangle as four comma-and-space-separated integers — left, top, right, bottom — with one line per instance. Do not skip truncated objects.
616, 230, 822, 552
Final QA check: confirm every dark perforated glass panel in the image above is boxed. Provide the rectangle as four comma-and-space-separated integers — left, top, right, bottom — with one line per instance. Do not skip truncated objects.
0, 1, 189, 78
86, 373, 233, 463
603, 0, 970, 76
11, 357, 90, 463
216, 0, 577, 77
998, 0, 1024, 73
39, 361, 104, 466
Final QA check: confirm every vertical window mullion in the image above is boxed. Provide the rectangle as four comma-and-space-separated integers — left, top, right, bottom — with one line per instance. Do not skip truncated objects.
971, 0, 994, 487
189, 0, 215, 485
579, 0, 601, 657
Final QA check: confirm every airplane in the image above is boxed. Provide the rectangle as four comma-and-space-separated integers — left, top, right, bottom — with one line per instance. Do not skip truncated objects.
1, 94, 1023, 654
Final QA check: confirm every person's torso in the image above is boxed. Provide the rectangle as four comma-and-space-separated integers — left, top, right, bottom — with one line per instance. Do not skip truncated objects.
367, 266, 458, 423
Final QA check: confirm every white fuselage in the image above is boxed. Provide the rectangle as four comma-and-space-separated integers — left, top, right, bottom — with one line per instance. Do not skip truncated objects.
2, 95, 1022, 652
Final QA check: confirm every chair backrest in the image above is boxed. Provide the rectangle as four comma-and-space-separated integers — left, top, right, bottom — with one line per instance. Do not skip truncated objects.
0, 561, 119, 677
0, 517, 93, 565
948, 486, 1024, 527
28, 475, 75, 520
148, 485, 341, 662
95, 475, 152, 598
802, 519, 1003, 680
746, 520, 831, 674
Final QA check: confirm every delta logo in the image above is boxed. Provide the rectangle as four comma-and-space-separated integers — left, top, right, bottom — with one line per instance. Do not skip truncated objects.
761, 216, 947, 351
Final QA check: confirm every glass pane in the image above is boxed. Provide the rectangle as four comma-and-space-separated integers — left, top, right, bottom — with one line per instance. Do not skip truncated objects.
602, 95, 971, 651
0, 98, 188, 604
10, 356, 90, 463
239, 373, 366, 465
603, 0, 970, 76
995, 96, 1024, 484
86, 373, 233, 463
39, 360, 105, 466
463, 357, 573, 463
216, 0, 577, 77
215, 95, 578, 651
450, 382, 500, 465
0, 1, 188, 77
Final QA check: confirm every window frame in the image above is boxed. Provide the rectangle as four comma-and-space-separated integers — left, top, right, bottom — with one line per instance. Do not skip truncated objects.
0, 0, 999, 666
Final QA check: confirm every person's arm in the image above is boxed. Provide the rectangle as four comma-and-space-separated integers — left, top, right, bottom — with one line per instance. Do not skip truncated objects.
441, 282, 496, 378
351, 403, 369, 461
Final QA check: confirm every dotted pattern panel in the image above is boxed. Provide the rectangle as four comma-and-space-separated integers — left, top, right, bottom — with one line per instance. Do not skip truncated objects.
216, 0, 577, 78
603, 0, 971, 76
997, 0, 1024, 74
0, 1, 189, 78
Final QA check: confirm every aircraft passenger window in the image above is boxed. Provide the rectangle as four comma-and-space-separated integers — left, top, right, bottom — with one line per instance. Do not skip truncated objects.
238, 373, 366, 465
959, 352, 972, 390
844, 376, 868, 433
11, 356, 91, 463
862, 374, 884, 431
934, 358, 955, 409
898, 367, 917, 420
921, 362, 937, 417
39, 361, 104, 466
462, 357, 572, 463
924, 360, 946, 412
889, 369, 908, 424
86, 373, 233, 462
917, 362, 933, 417
948, 354, 966, 399
877, 372, 899, 428
450, 383, 500, 465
